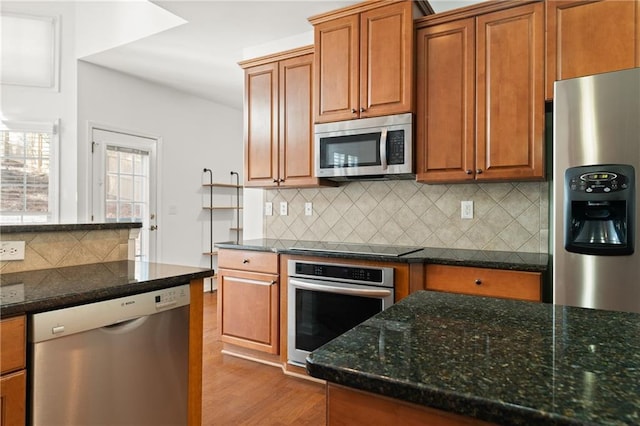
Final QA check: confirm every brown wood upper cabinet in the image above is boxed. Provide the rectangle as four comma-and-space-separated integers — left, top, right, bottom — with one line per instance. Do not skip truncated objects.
240, 47, 334, 188
546, 0, 640, 100
415, 1, 545, 183
309, 1, 415, 123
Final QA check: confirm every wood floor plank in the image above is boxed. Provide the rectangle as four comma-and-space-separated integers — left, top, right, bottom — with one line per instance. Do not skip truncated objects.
202, 291, 326, 425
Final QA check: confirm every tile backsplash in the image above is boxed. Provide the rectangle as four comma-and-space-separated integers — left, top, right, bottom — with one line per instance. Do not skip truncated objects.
0, 229, 132, 273
265, 180, 549, 253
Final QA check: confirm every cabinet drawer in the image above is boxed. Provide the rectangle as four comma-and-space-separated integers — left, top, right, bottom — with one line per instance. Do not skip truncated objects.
425, 265, 541, 302
218, 249, 278, 274
0, 316, 26, 375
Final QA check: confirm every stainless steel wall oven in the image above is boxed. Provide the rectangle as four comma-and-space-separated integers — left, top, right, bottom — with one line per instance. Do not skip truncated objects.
287, 259, 394, 366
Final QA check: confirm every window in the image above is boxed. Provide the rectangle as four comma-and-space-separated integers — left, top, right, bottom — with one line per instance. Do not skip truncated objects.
0, 121, 58, 224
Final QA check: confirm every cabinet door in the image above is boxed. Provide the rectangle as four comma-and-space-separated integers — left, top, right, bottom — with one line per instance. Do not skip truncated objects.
546, 0, 640, 100
218, 268, 279, 354
416, 18, 475, 183
314, 14, 359, 123
244, 62, 279, 187
359, 2, 413, 118
476, 2, 545, 181
0, 370, 26, 426
279, 53, 317, 187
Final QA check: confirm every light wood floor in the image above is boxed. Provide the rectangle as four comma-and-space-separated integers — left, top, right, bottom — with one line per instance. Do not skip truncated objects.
201, 291, 326, 425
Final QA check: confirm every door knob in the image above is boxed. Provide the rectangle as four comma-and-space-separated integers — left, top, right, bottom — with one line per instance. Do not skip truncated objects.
474, 279, 482, 285
360, 107, 366, 112
150, 225, 158, 231
351, 108, 357, 114
476, 169, 483, 174
465, 169, 473, 175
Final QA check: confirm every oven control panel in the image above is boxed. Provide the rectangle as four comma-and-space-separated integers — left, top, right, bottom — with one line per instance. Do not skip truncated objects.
291, 261, 394, 288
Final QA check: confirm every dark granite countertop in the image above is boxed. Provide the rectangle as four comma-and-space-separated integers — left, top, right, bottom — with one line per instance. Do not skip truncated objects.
307, 291, 640, 425
0, 261, 214, 317
215, 239, 548, 272
0, 222, 142, 234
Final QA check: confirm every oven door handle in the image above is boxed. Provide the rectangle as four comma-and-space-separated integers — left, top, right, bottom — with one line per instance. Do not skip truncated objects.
289, 278, 392, 298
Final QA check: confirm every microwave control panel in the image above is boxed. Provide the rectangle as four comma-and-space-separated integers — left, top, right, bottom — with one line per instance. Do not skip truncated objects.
387, 130, 405, 165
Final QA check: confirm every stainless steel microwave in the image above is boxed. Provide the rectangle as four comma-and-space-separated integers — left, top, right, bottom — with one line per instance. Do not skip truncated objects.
314, 113, 413, 180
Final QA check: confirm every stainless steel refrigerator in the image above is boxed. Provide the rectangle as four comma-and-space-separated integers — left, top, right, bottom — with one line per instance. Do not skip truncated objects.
553, 67, 640, 313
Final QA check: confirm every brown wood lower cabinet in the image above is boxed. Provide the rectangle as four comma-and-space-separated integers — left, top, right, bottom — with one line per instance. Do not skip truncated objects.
425, 264, 542, 301
327, 383, 495, 426
217, 250, 280, 354
0, 315, 26, 426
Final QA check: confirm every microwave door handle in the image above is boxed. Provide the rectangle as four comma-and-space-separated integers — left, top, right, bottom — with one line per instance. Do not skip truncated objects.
289, 278, 393, 298
380, 128, 388, 170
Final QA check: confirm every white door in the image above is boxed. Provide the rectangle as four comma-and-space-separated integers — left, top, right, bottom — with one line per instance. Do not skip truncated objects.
91, 127, 158, 262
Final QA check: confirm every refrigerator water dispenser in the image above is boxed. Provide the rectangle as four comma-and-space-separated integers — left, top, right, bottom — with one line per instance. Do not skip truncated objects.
564, 164, 635, 255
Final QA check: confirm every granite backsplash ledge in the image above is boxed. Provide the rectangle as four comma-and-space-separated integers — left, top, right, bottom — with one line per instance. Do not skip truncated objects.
265, 180, 549, 254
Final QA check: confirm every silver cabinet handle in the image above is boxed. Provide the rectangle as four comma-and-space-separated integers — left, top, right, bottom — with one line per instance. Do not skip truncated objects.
465, 169, 473, 175
476, 169, 483, 174
226, 276, 276, 286
475, 279, 482, 285
242, 259, 249, 264
149, 225, 157, 231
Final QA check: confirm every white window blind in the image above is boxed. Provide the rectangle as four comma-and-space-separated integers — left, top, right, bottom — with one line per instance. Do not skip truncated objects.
1, 12, 59, 89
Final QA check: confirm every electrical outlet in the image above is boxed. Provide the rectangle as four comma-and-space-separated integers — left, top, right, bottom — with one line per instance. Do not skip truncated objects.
280, 201, 288, 216
0, 284, 25, 304
461, 201, 474, 219
304, 202, 313, 216
265, 202, 273, 216
0, 241, 25, 261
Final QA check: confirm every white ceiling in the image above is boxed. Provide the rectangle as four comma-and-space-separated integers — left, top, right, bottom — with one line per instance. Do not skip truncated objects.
80, 0, 484, 111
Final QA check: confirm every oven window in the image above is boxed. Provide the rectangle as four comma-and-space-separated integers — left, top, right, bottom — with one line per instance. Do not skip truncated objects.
295, 288, 382, 352
319, 132, 381, 169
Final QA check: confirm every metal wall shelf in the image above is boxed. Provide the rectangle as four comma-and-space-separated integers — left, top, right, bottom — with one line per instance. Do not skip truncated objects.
202, 170, 242, 292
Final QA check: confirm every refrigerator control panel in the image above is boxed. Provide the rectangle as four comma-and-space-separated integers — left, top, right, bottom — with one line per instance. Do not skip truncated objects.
569, 171, 629, 193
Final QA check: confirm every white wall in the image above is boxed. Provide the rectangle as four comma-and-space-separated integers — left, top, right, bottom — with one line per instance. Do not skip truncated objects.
77, 61, 243, 268
1, 1, 78, 222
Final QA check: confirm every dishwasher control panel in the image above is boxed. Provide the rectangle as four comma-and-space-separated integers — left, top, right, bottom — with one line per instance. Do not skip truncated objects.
154, 286, 188, 310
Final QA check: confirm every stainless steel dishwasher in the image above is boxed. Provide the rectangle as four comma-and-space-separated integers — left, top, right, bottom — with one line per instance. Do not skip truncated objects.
30, 284, 190, 426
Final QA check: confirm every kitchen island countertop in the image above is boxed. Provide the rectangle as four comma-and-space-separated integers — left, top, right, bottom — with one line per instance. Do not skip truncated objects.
0, 261, 214, 316
307, 291, 640, 425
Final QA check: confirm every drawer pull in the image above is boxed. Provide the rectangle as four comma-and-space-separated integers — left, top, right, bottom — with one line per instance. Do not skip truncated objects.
242, 259, 249, 264
474, 279, 482, 285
